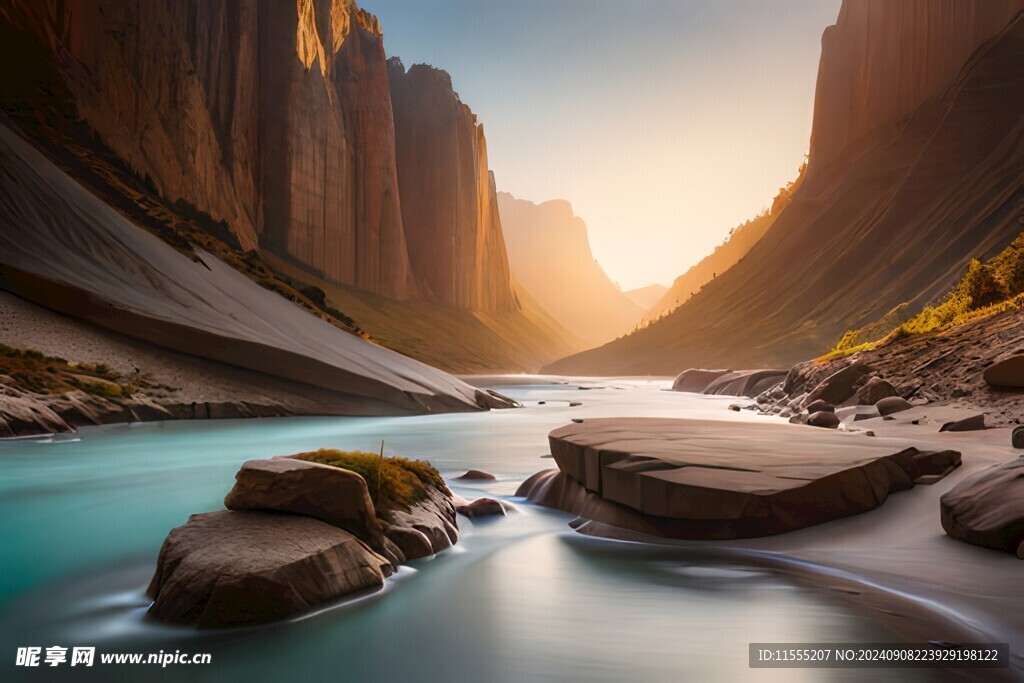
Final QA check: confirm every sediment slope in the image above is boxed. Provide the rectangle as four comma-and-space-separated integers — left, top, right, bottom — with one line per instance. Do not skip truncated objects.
547, 7, 1024, 375
498, 192, 642, 346
0, 124, 494, 414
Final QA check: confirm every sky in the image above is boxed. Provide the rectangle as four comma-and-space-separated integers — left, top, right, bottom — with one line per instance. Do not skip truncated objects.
362, 0, 842, 291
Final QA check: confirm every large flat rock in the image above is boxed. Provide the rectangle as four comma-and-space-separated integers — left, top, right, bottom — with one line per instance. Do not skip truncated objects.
547, 418, 960, 539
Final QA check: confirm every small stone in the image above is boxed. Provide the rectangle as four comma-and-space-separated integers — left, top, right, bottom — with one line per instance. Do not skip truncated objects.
876, 396, 913, 416
455, 498, 506, 518
454, 469, 496, 481
807, 411, 840, 429
1012, 426, 1024, 449
939, 414, 986, 433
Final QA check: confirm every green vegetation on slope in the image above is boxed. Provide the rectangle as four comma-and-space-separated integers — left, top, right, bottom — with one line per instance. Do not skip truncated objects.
827, 233, 1024, 359
0, 344, 143, 397
292, 448, 448, 513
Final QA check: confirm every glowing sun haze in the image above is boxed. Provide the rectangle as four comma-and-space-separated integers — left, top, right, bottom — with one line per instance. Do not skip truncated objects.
362, 0, 842, 291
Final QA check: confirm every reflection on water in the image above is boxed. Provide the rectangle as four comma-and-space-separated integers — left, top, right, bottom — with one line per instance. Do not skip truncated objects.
0, 380, 934, 681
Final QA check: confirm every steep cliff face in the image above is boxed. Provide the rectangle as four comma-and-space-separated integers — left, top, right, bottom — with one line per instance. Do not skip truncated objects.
547, 4, 1024, 375
388, 59, 516, 311
1, 0, 418, 299
498, 192, 642, 346
4, 0, 261, 249
807, 0, 1024, 181
258, 0, 416, 298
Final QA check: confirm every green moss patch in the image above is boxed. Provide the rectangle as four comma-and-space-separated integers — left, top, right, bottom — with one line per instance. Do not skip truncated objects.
292, 448, 448, 513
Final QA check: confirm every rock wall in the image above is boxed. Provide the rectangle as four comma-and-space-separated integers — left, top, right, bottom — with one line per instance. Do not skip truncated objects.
257, 0, 416, 299
1, 0, 519, 308
807, 0, 1024, 181
388, 59, 516, 311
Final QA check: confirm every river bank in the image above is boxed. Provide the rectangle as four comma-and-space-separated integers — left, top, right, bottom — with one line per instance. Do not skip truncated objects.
0, 378, 1017, 680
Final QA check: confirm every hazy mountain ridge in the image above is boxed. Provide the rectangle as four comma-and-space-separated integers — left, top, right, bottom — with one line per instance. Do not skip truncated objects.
497, 192, 643, 347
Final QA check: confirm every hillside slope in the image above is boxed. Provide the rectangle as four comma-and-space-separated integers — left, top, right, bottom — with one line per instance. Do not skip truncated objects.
547, 7, 1024, 375
624, 284, 668, 311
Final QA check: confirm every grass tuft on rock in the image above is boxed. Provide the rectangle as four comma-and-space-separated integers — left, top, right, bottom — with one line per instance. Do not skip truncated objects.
292, 448, 448, 513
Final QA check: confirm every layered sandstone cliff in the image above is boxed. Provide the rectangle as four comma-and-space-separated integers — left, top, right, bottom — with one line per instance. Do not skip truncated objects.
388, 59, 516, 311
547, 3, 1024, 375
3, 0, 418, 298
498, 192, 642, 346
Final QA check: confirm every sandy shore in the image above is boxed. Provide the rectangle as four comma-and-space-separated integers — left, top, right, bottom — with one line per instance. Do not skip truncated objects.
539, 413, 1023, 676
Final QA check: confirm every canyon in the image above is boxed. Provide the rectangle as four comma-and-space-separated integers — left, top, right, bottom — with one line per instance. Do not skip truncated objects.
0, 0, 580, 382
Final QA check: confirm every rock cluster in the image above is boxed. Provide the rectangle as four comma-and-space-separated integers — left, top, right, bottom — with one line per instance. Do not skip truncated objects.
761, 362, 923, 428
147, 454, 460, 627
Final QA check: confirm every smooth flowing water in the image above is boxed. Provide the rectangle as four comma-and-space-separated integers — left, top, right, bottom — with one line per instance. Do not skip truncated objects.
0, 379, 930, 681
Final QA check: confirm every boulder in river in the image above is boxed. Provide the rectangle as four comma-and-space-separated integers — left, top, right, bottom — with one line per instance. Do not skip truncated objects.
378, 484, 459, 561
454, 469, 496, 481
1013, 426, 1024, 449
455, 497, 507, 518
672, 368, 730, 393
940, 458, 1024, 554
802, 362, 872, 407
533, 417, 960, 539
147, 511, 392, 627
703, 370, 787, 398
